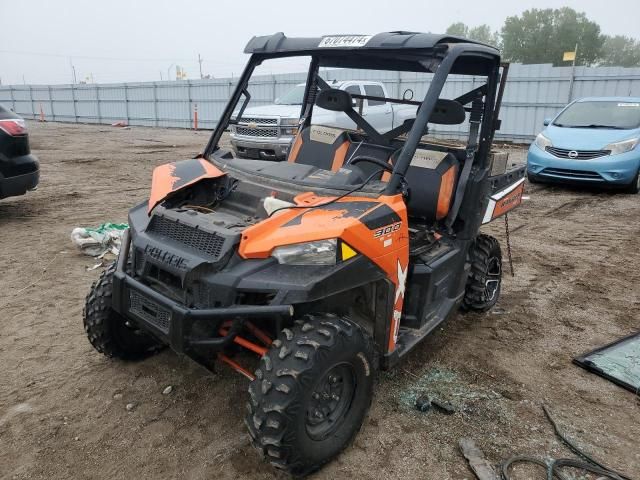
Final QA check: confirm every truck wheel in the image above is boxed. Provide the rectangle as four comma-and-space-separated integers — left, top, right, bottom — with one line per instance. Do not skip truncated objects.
246, 314, 375, 476
83, 261, 162, 360
462, 234, 502, 312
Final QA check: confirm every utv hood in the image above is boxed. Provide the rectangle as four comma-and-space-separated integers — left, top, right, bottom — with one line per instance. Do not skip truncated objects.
148, 158, 226, 213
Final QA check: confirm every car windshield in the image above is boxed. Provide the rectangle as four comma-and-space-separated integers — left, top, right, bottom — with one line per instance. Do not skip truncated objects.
553, 101, 640, 129
275, 85, 305, 105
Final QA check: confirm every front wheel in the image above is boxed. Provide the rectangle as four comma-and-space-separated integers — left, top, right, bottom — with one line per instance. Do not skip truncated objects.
623, 169, 640, 194
83, 261, 163, 360
246, 314, 375, 476
462, 234, 502, 312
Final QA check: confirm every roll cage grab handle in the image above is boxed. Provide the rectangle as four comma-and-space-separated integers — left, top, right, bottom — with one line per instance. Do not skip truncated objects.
203, 44, 501, 195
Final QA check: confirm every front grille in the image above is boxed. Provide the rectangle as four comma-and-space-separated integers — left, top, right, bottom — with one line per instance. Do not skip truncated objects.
239, 117, 278, 125
148, 216, 225, 259
134, 248, 144, 273
545, 146, 610, 160
541, 168, 603, 180
235, 126, 278, 138
129, 290, 171, 333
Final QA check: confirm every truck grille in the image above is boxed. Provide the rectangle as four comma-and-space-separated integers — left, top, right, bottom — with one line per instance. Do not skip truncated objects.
545, 147, 610, 160
148, 216, 226, 259
129, 290, 171, 333
239, 117, 278, 125
235, 126, 278, 138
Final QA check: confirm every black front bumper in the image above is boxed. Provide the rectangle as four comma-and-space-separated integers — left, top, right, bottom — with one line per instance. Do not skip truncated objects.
111, 230, 293, 354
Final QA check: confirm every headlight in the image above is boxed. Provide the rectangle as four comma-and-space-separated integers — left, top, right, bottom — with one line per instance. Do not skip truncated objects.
271, 239, 337, 265
281, 127, 298, 136
534, 133, 552, 150
604, 137, 639, 156
280, 118, 300, 126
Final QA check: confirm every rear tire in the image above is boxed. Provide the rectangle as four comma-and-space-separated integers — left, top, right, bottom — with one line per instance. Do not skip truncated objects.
245, 314, 375, 477
462, 234, 502, 312
83, 261, 163, 360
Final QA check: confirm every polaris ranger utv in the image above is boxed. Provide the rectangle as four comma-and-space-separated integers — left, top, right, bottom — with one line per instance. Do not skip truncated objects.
83, 32, 525, 476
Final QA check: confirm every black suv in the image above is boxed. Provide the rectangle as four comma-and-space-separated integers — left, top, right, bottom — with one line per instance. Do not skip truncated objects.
0, 104, 39, 199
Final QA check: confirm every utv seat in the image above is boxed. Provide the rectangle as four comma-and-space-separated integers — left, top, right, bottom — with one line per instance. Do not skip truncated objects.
287, 125, 352, 172
396, 148, 460, 222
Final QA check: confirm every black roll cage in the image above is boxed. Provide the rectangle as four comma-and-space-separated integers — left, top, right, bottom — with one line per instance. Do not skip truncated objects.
203, 44, 504, 197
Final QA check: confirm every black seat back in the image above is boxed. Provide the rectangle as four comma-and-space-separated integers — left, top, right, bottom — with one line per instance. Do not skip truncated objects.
403, 149, 459, 222
287, 125, 351, 172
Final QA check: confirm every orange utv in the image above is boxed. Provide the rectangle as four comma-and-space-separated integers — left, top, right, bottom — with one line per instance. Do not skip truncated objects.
83, 32, 525, 476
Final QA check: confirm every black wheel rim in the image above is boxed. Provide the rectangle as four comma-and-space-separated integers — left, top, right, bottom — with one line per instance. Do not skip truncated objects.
485, 256, 501, 302
306, 363, 356, 441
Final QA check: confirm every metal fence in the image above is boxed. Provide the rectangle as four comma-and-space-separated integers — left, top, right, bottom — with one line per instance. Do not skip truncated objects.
1, 63, 639, 142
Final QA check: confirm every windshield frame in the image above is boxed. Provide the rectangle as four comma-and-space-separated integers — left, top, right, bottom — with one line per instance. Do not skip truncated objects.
203, 45, 502, 195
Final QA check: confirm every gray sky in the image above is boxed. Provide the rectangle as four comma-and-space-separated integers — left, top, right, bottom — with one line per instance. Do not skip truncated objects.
1, 0, 638, 85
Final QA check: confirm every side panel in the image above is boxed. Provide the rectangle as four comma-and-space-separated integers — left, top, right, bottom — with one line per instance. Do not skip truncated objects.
239, 193, 410, 353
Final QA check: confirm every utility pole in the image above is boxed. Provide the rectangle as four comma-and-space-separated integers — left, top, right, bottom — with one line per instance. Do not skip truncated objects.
198, 53, 203, 79
70, 57, 77, 84
567, 43, 578, 102
160, 71, 163, 81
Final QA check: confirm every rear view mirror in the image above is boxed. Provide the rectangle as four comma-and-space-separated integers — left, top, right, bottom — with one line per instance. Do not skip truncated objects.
316, 88, 353, 112
429, 100, 466, 125
543, 118, 551, 126
402, 88, 414, 101
416, 99, 466, 125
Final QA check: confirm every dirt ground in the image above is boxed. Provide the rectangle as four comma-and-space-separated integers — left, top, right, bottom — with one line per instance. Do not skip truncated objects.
1, 122, 638, 480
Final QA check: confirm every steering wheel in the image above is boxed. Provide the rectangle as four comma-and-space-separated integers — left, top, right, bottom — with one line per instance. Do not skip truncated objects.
350, 156, 394, 173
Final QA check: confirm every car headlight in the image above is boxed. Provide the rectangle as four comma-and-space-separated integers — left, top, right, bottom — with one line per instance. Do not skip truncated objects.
534, 133, 552, 150
271, 239, 337, 265
280, 118, 300, 126
604, 137, 639, 156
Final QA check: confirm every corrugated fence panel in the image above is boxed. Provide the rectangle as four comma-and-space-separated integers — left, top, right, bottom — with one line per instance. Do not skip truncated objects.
1, 63, 639, 142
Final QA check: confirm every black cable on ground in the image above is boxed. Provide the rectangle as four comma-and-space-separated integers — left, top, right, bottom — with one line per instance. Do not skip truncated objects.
542, 405, 631, 480
500, 455, 563, 480
499, 405, 634, 480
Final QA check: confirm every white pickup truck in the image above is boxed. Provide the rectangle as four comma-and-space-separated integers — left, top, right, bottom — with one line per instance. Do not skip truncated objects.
230, 80, 416, 160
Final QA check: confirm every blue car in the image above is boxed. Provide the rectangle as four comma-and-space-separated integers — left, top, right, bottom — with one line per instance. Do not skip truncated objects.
527, 97, 640, 193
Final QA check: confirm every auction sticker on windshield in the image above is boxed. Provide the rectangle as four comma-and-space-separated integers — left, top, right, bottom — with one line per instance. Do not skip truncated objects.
318, 35, 372, 48
618, 103, 640, 107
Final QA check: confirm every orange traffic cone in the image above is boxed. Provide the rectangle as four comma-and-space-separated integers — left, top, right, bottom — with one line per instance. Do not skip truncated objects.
193, 103, 198, 130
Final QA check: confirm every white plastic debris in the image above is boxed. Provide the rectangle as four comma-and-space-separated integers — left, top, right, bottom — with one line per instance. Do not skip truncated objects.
263, 196, 295, 216
70, 223, 128, 257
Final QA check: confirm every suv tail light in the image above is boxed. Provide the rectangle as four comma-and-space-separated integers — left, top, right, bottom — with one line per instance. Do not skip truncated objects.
0, 119, 27, 136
